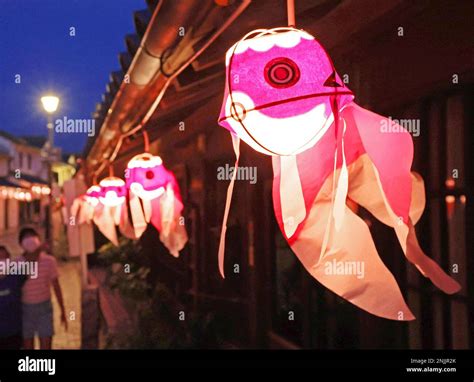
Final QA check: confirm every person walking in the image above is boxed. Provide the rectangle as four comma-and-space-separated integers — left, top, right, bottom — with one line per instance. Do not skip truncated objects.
19, 228, 67, 349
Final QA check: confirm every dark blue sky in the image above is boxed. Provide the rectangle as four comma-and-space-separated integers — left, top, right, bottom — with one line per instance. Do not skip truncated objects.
0, 0, 144, 153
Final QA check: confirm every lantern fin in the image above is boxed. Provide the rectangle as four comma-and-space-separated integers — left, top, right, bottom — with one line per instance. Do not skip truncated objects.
158, 186, 187, 257
218, 133, 240, 278
129, 192, 148, 238
332, 118, 348, 231
289, 166, 415, 321
118, 202, 136, 240
345, 104, 460, 294
347, 154, 461, 294
280, 155, 305, 238
93, 204, 118, 246
160, 183, 175, 238
143, 198, 153, 222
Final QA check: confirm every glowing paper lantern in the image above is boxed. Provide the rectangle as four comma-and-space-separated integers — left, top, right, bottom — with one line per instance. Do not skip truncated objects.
79, 176, 132, 245
217, 28, 460, 321
126, 153, 170, 200
126, 153, 188, 257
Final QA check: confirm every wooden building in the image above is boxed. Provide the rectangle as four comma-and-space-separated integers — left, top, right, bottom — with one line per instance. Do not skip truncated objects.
80, 0, 474, 349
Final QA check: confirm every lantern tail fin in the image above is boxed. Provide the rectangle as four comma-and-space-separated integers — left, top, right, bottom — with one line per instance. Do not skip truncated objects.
289, 169, 415, 321
279, 155, 305, 238
152, 184, 188, 257
118, 202, 137, 240
218, 134, 240, 278
129, 192, 148, 238
93, 204, 118, 246
347, 154, 461, 294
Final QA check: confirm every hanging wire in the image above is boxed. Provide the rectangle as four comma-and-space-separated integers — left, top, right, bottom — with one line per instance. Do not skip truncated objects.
287, 0, 296, 27
108, 165, 114, 177
143, 130, 150, 153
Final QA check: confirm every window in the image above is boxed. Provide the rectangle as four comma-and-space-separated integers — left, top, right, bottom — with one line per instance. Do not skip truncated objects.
19, 152, 23, 169
27, 154, 32, 170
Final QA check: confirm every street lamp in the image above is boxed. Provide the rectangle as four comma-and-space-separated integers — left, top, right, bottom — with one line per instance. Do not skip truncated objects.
40, 95, 60, 244
40, 96, 60, 114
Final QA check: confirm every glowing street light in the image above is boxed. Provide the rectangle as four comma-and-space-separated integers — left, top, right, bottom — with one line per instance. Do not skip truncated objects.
40, 94, 60, 243
40, 95, 60, 113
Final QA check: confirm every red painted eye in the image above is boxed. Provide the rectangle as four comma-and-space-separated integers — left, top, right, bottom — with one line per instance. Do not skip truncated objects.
145, 170, 155, 179
264, 57, 300, 88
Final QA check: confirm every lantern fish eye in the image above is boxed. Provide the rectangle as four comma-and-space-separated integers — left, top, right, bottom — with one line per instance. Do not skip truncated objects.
145, 170, 155, 179
264, 57, 300, 88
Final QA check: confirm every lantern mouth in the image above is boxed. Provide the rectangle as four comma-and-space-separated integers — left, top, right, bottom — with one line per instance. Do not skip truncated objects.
127, 153, 163, 169
130, 182, 165, 200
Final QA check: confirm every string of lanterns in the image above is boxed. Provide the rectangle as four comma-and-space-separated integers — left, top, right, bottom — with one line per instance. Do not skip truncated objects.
71, 132, 187, 257
71, 0, 460, 323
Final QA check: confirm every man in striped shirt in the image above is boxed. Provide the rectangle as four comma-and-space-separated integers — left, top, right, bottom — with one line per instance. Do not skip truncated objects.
19, 228, 67, 350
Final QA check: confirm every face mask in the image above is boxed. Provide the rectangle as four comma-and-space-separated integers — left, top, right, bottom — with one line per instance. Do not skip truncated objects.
21, 236, 41, 253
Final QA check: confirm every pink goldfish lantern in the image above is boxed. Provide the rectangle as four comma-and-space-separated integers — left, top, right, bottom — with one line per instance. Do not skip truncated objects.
71, 185, 102, 225
218, 28, 460, 320
126, 152, 188, 257
86, 176, 133, 245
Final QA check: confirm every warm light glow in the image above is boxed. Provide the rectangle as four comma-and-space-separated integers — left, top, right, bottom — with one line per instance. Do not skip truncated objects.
130, 183, 165, 200
219, 28, 353, 156
126, 153, 170, 200
98, 177, 126, 207
445, 178, 455, 189
40, 95, 60, 113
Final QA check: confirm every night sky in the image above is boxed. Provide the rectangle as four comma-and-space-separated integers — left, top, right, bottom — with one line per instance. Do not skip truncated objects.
0, 0, 145, 154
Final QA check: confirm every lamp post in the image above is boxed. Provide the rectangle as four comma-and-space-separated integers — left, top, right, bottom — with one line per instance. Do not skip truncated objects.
40, 95, 59, 245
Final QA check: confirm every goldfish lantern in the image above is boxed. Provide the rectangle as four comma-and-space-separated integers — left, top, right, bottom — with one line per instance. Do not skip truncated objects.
126, 153, 169, 200
85, 176, 133, 245
85, 185, 101, 207
125, 152, 188, 257
217, 28, 460, 321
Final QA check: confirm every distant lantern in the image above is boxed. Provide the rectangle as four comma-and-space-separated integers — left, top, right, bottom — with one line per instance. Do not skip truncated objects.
126, 153, 170, 200
85, 185, 102, 207
98, 177, 126, 207
217, 27, 460, 321
125, 152, 188, 257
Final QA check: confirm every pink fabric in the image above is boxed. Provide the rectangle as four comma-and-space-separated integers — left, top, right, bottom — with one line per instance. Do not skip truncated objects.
22, 252, 58, 304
